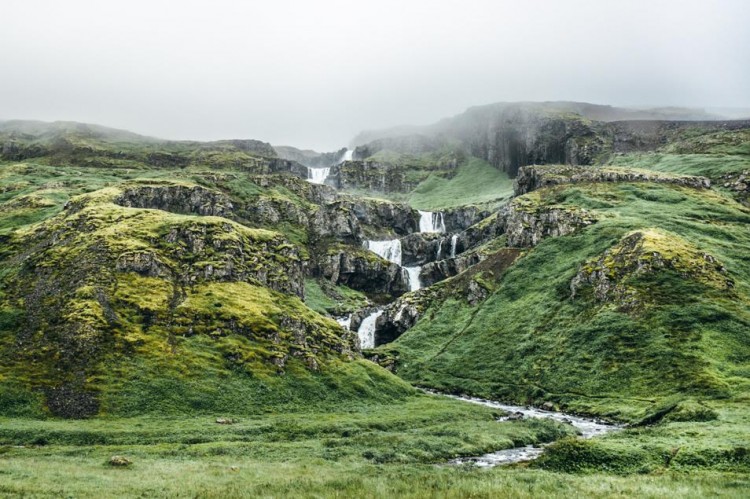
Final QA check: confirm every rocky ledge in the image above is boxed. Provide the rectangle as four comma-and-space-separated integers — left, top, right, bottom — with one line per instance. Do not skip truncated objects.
514, 164, 711, 196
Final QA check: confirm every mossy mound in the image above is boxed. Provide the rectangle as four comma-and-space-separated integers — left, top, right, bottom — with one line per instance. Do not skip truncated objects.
387, 181, 750, 420
571, 229, 734, 310
0, 184, 415, 418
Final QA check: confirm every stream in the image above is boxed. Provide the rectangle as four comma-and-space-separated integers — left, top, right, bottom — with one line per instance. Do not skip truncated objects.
428, 391, 623, 467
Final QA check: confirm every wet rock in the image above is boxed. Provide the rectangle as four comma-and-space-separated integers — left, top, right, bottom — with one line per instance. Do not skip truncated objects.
420, 253, 483, 287
316, 248, 409, 297
442, 206, 492, 233
401, 233, 444, 265
376, 300, 421, 346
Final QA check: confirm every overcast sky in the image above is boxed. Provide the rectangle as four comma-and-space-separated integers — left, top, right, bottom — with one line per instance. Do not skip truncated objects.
1, 0, 748, 150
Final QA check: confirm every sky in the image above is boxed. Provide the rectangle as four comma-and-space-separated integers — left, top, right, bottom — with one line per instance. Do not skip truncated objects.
1, 0, 748, 150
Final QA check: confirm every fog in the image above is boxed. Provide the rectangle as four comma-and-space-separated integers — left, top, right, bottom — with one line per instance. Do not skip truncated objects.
1, 0, 748, 150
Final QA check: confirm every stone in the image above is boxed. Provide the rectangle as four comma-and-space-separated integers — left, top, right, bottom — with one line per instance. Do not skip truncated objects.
108, 455, 132, 467
215, 418, 237, 425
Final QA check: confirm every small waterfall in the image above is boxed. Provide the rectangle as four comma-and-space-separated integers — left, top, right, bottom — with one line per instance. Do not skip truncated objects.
403, 266, 422, 292
357, 310, 383, 349
342, 149, 354, 162
363, 239, 402, 265
418, 210, 446, 233
336, 315, 352, 331
436, 239, 443, 260
307, 166, 331, 184
450, 234, 458, 258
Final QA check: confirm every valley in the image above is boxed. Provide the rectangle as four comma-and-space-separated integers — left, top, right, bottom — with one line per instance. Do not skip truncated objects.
1, 102, 749, 497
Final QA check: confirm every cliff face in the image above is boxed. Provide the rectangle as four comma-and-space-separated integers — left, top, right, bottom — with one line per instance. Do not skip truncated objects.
328, 161, 420, 193
274, 145, 346, 168
350, 103, 750, 178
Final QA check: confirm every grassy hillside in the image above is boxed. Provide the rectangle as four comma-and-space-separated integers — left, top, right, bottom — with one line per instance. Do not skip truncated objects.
389, 181, 750, 418
409, 158, 514, 210
2, 118, 749, 496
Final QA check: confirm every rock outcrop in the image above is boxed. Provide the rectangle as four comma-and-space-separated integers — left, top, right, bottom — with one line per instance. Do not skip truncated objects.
328, 161, 419, 194
513, 164, 711, 196
115, 184, 234, 216
316, 246, 409, 297
420, 253, 483, 287
570, 229, 733, 310
720, 170, 749, 205
502, 198, 596, 248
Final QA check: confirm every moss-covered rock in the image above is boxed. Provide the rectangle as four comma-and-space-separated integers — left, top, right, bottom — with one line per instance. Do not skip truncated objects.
0, 183, 367, 417
571, 229, 733, 310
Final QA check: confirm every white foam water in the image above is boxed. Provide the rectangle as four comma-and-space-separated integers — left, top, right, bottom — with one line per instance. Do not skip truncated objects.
450, 234, 458, 258
427, 391, 622, 467
357, 310, 382, 348
418, 211, 445, 233
403, 266, 422, 292
436, 239, 443, 260
342, 149, 354, 162
307, 166, 331, 184
335, 315, 352, 331
363, 239, 402, 265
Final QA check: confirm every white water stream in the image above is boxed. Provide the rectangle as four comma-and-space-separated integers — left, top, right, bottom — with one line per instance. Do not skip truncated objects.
335, 315, 352, 331
363, 239, 402, 265
428, 391, 621, 467
418, 210, 446, 233
307, 167, 331, 184
450, 234, 458, 258
403, 266, 422, 292
357, 310, 382, 349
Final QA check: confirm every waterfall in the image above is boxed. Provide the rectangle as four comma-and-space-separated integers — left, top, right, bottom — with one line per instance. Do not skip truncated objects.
403, 266, 422, 292
307, 166, 331, 184
363, 239, 402, 265
336, 315, 352, 331
418, 210, 445, 233
342, 149, 354, 162
357, 310, 382, 349
436, 239, 443, 260
450, 234, 458, 258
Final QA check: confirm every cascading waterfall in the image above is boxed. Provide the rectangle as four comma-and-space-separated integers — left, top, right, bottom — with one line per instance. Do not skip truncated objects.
403, 266, 422, 292
450, 234, 458, 258
357, 310, 382, 349
418, 210, 446, 233
436, 239, 443, 260
363, 239, 402, 265
341, 149, 354, 162
307, 166, 331, 184
336, 315, 352, 331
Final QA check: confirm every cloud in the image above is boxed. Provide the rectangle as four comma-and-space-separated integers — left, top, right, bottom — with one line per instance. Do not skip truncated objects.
1, 0, 748, 150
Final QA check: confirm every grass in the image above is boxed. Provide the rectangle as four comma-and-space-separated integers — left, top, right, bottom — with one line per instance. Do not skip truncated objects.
1, 456, 747, 498
409, 158, 514, 210
610, 153, 750, 178
2, 122, 750, 495
390, 182, 750, 419
0, 394, 747, 498
304, 278, 370, 315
